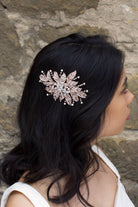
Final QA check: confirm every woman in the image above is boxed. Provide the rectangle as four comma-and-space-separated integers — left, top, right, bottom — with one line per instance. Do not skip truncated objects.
0, 33, 135, 207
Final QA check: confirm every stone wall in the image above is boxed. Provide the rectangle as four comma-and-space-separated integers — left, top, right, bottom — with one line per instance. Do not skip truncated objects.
0, 0, 138, 205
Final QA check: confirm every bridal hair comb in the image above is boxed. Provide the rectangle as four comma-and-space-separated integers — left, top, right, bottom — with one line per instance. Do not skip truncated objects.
39, 69, 88, 106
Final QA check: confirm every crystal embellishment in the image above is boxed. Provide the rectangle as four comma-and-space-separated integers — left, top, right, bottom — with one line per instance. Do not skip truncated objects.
39, 69, 88, 106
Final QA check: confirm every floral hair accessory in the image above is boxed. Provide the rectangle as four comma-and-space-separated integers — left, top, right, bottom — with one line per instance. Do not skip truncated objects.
39, 69, 88, 106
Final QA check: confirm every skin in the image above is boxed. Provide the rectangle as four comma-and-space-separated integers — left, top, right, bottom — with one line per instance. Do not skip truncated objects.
5, 70, 134, 207
99, 70, 134, 138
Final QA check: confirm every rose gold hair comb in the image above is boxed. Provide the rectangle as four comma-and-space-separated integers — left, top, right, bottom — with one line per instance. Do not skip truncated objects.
39, 69, 88, 106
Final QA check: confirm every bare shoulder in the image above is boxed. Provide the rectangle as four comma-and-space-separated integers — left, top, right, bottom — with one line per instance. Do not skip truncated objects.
5, 191, 34, 207
86, 156, 118, 207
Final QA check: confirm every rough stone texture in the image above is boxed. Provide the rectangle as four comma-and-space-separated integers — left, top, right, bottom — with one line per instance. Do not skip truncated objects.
39, 25, 108, 43
0, 11, 22, 79
122, 179, 138, 207
0, 0, 99, 17
0, 0, 138, 205
99, 139, 138, 180
98, 138, 138, 206
0, 98, 18, 132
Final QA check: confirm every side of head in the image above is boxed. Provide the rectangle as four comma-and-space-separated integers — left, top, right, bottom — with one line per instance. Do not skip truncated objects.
1, 33, 124, 205
18, 33, 124, 160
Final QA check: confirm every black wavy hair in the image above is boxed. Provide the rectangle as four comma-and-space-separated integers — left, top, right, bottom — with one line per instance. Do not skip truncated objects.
1, 33, 124, 206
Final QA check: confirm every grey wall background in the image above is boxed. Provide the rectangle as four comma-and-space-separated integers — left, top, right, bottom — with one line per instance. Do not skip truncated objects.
0, 0, 138, 205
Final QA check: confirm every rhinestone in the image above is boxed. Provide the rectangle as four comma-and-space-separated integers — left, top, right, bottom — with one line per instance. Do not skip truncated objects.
39, 69, 88, 106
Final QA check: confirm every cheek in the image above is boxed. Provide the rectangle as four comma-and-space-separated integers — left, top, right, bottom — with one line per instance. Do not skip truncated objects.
107, 103, 125, 125
103, 102, 126, 135
107, 96, 127, 120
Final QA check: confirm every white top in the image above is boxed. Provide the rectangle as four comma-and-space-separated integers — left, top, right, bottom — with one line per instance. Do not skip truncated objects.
92, 145, 135, 207
1, 145, 135, 207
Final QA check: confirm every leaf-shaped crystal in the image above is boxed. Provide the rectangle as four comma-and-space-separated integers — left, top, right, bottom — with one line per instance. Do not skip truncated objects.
78, 91, 87, 98
59, 93, 64, 102
53, 71, 59, 82
45, 81, 54, 86
53, 90, 60, 101
46, 70, 51, 79
70, 87, 77, 93
72, 94, 79, 102
68, 80, 78, 86
39, 74, 48, 82
65, 93, 72, 106
46, 86, 54, 93
60, 72, 66, 83
67, 70, 77, 80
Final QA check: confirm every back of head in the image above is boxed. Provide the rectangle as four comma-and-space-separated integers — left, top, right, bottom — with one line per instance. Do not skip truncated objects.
1, 33, 124, 206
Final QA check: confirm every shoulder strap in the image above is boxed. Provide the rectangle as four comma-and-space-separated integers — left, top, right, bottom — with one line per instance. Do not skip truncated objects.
92, 145, 120, 178
1, 182, 50, 207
